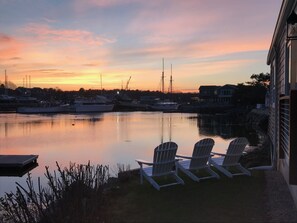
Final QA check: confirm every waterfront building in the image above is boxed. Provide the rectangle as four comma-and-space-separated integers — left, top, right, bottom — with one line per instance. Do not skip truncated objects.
198, 84, 237, 104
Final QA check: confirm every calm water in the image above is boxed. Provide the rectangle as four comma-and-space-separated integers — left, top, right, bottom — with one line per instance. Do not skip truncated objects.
0, 112, 258, 196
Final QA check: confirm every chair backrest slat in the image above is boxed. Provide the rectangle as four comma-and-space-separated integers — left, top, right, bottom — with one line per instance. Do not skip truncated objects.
153, 142, 178, 176
189, 138, 214, 169
223, 137, 248, 166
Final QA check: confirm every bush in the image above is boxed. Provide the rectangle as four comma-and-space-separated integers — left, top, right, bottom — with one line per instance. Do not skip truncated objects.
0, 162, 110, 223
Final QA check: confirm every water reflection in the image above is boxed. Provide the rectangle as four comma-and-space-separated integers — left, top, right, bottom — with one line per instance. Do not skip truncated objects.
197, 114, 259, 145
0, 112, 259, 196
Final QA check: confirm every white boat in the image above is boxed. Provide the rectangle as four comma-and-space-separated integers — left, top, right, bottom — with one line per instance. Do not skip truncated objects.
74, 96, 114, 113
17, 104, 71, 114
0, 94, 16, 102
150, 101, 179, 111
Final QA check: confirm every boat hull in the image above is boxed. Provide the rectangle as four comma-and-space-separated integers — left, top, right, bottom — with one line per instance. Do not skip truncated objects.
75, 104, 114, 113
150, 102, 179, 111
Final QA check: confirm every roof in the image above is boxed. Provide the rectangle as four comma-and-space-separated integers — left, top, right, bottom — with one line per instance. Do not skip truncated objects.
218, 84, 237, 90
199, 85, 219, 90
267, 0, 297, 65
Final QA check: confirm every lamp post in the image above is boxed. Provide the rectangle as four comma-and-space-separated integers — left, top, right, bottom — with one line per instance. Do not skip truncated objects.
287, 11, 297, 40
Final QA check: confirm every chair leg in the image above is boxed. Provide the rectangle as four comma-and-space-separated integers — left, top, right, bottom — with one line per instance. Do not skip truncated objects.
140, 169, 144, 184
172, 173, 185, 185
205, 167, 220, 179
142, 174, 161, 190
178, 164, 200, 182
209, 160, 233, 178
237, 164, 251, 176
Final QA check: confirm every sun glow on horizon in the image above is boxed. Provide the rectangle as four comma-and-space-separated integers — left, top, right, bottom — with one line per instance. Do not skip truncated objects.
0, 0, 282, 92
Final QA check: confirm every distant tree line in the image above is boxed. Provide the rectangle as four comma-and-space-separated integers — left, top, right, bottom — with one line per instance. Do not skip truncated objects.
1, 72, 270, 107
232, 72, 270, 106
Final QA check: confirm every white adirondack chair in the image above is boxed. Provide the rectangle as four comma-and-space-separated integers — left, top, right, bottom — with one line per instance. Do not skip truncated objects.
135, 142, 184, 190
176, 138, 220, 182
209, 137, 251, 178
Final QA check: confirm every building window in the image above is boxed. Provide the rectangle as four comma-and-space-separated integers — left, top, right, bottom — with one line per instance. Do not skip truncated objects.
286, 42, 292, 94
287, 39, 297, 91
271, 60, 276, 108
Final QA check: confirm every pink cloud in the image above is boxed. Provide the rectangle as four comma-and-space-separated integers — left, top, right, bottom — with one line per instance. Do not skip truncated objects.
0, 33, 13, 42
78, 0, 138, 7
0, 33, 24, 60
128, 3, 218, 37
186, 35, 271, 59
23, 23, 116, 46
116, 33, 269, 62
72, 0, 139, 13
126, 0, 277, 58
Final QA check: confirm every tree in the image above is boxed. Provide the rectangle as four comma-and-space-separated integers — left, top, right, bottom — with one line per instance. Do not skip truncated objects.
232, 72, 270, 106
232, 84, 267, 106
246, 72, 270, 88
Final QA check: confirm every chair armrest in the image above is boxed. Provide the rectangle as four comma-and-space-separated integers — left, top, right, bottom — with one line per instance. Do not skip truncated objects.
176, 154, 211, 159
176, 154, 192, 159
135, 159, 153, 166
211, 152, 226, 156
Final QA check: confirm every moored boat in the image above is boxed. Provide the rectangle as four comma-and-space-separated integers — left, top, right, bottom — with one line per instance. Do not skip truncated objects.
74, 96, 114, 113
17, 103, 71, 114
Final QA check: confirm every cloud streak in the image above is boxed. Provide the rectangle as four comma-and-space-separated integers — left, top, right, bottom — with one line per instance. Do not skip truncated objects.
22, 23, 116, 46
73, 0, 139, 10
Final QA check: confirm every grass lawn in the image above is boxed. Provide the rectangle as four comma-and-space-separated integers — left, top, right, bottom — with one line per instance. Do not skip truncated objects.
105, 170, 268, 222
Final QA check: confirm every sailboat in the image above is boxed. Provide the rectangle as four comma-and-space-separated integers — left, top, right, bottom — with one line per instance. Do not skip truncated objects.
150, 59, 179, 112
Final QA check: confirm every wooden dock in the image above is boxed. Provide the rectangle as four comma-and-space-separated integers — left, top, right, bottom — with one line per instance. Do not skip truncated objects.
0, 155, 39, 177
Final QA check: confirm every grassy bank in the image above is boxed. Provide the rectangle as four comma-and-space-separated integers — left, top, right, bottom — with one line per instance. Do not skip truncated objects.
1, 164, 271, 223
105, 170, 268, 222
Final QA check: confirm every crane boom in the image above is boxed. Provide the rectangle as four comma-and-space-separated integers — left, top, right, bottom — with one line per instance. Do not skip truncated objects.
125, 76, 131, 90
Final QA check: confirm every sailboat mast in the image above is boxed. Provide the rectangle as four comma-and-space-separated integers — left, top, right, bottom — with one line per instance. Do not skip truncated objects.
100, 73, 103, 92
4, 69, 7, 95
161, 58, 165, 93
161, 113, 164, 143
170, 64, 173, 94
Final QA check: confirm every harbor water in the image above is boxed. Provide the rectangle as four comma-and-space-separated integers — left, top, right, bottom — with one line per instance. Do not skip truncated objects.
0, 112, 259, 196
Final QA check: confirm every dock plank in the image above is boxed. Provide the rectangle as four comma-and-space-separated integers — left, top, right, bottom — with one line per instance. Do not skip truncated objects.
0, 155, 38, 168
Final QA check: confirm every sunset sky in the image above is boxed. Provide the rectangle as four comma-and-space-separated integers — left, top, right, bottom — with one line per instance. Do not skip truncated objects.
0, 0, 282, 92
